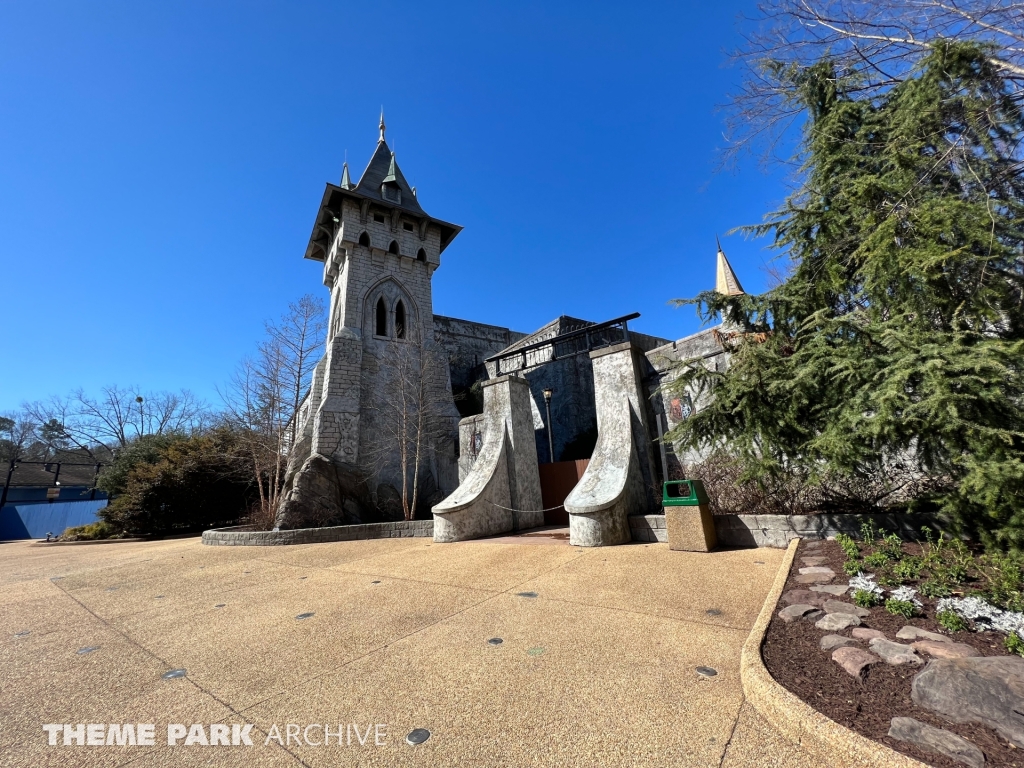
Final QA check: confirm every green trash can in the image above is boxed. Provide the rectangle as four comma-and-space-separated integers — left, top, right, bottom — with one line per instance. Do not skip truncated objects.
663, 479, 716, 552
662, 479, 710, 507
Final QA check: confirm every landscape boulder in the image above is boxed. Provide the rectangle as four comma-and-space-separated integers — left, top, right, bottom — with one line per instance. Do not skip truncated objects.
912, 656, 1024, 747
887, 717, 985, 768
911, 640, 982, 660
778, 604, 824, 623
822, 599, 870, 618
810, 584, 849, 596
851, 628, 887, 641
869, 638, 923, 666
820, 634, 858, 652
780, 589, 825, 607
831, 647, 878, 679
816, 613, 861, 631
896, 625, 949, 643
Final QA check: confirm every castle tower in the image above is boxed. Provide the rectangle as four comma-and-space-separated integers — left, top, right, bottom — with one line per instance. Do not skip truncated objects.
278, 116, 463, 525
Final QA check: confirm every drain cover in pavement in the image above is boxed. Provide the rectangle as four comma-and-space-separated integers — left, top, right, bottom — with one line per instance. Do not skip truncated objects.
77, 646, 100, 654
696, 666, 718, 677
406, 729, 430, 745
295, 612, 315, 620
516, 592, 538, 598
162, 669, 186, 679
487, 638, 503, 645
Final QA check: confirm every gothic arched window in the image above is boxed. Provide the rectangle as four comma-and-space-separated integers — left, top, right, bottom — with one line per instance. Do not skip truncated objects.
375, 297, 387, 337
417, 248, 426, 262
395, 300, 406, 340
388, 240, 400, 255
358, 231, 370, 247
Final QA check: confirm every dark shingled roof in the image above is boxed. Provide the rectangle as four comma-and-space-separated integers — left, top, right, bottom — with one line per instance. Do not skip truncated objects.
353, 140, 425, 216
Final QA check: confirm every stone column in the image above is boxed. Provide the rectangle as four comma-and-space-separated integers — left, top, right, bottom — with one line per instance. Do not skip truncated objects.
565, 342, 658, 546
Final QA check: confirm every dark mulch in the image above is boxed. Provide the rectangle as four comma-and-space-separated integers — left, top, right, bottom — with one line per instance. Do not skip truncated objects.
762, 538, 1022, 767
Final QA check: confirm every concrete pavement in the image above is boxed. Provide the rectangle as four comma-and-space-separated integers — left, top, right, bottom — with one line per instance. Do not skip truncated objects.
0, 534, 824, 767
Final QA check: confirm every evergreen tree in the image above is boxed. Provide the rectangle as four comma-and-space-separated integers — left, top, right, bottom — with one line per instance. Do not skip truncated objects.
668, 42, 1024, 548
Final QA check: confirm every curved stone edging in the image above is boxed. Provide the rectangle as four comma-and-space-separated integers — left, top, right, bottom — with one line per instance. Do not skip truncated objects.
202, 520, 433, 546
740, 538, 928, 768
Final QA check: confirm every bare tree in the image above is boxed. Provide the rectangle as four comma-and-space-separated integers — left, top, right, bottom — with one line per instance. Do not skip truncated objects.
220, 295, 326, 525
728, 0, 1024, 161
0, 410, 37, 462
22, 386, 208, 456
264, 294, 326, 449
363, 337, 455, 520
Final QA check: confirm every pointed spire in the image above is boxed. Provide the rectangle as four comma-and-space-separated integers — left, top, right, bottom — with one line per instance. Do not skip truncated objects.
715, 237, 745, 296
382, 152, 398, 183
378, 108, 386, 143
340, 162, 352, 190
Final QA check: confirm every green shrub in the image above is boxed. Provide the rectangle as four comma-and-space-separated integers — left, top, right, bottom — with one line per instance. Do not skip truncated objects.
919, 580, 952, 599
978, 552, 1024, 613
937, 610, 969, 633
885, 598, 916, 618
62, 521, 119, 541
100, 428, 256, 536
863, 552, 890, 570
876, 571, 899, 587
835, 533, 860, 559
1006, 633, 1024, 657
878, 533, 904, 561
853, 589, 882, 608
860, 521, 879, 545
843, 559, 863, 576
893, 556, 923, 581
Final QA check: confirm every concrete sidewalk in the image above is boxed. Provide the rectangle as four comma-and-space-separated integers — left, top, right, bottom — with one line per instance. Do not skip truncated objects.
0, 536, 824, 767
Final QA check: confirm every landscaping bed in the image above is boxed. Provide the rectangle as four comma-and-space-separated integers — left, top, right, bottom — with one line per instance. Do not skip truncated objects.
762, 531, 1024, 767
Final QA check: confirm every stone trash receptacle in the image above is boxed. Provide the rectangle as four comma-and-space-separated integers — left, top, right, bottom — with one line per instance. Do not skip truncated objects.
664, 479, 717, 552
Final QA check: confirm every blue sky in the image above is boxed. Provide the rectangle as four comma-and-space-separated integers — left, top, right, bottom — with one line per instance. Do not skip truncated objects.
0, 1, 791, 412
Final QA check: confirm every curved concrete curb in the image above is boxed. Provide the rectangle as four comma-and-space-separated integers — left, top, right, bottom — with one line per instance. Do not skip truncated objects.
741, 538, 928, 768
202, 520, 432, 546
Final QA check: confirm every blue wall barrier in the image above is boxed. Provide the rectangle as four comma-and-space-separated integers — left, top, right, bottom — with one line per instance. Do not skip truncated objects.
0, 500, 107, 540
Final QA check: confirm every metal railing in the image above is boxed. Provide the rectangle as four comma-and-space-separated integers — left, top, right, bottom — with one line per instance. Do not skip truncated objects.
485, 312, 640, 376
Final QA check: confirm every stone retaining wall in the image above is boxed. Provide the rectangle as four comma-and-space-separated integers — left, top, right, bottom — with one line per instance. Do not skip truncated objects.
629, 512, 942, 548
202, 520, 434, 546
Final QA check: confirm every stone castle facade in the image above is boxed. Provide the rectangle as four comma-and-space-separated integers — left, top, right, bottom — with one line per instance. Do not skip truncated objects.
275, 117, 746, 537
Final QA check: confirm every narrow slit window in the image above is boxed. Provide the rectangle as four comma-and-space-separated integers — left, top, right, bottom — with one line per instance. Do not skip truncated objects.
375, 297, 387, 337
395, 301, 406, 339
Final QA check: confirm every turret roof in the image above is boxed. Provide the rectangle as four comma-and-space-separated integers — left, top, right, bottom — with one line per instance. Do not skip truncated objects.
715, 239, 745, 296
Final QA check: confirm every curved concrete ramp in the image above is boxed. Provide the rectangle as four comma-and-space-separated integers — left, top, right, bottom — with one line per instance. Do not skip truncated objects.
433, 375, 543, 542
565, 342, 657, 546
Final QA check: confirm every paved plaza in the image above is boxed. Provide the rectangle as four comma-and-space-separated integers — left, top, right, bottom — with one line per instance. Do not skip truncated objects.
1, 535, 823, 767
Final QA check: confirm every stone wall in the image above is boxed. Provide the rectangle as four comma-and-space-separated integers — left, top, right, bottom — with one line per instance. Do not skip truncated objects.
645, 326, 730, 475
433, 315, 527, 392
629, 512, 943, 547
202, 519, 433, 546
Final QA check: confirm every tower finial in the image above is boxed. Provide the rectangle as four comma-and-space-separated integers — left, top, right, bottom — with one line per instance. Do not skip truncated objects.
379, 107, 386, 143
716, 234, 723, 253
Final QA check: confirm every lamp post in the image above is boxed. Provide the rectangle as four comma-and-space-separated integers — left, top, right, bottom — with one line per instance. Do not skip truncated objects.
542, 388, 554, 463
